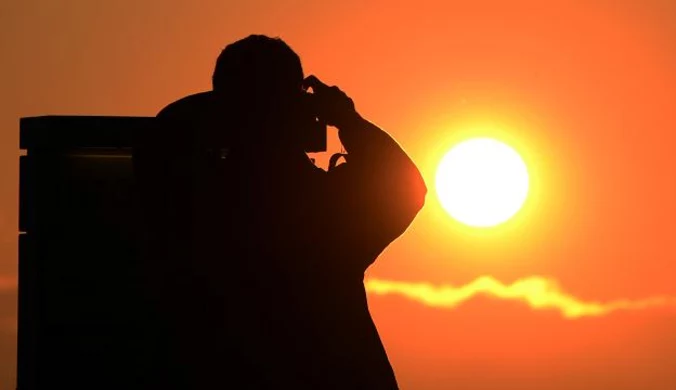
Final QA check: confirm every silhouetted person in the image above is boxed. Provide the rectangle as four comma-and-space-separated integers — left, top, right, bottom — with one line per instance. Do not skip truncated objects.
135, 35, 426, 389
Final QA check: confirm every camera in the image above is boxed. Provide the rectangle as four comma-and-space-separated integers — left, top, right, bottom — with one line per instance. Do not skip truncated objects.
297, 90, 328, 153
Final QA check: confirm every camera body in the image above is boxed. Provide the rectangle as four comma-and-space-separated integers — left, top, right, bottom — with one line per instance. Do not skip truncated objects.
297, 91, 328, 153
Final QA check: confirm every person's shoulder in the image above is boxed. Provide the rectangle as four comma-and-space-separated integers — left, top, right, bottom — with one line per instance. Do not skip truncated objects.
155, 91, 230, 148
156, 91, 216, 119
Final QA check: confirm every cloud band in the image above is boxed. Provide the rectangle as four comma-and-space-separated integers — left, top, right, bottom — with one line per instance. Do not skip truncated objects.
365, 276, 676, 319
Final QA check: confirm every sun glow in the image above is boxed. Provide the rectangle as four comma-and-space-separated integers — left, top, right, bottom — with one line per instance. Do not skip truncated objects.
435, 138, 529, 227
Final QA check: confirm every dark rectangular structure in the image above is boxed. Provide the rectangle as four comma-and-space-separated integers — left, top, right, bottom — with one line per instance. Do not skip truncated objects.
18, 116, 157, 389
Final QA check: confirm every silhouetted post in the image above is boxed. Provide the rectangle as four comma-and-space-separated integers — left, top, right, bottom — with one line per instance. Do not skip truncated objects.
17, 116, 158, 390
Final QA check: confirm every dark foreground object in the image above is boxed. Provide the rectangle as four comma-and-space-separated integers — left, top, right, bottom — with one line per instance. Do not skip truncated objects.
17, 113, 422, 389
18, 116, 159, 389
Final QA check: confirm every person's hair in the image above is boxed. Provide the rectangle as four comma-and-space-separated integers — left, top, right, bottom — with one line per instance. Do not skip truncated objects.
212, 35, 303, 97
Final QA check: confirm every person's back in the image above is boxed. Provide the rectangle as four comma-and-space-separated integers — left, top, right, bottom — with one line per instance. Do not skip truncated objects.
140, 35, 427, 389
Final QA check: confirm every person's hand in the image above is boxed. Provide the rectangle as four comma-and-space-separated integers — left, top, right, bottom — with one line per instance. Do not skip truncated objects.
302, 75, 361, 129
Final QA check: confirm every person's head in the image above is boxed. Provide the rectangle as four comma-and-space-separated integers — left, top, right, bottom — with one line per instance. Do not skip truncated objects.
212, 35, 306, 148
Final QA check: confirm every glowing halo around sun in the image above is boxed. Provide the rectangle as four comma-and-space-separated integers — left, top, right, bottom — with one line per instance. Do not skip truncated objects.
435, 138, 529, 227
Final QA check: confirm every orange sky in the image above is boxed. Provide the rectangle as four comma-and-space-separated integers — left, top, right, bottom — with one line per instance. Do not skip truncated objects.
2, 0, 676, 388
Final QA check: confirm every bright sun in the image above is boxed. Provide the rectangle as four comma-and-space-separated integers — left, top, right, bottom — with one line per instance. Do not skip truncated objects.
435, 138, 529, 227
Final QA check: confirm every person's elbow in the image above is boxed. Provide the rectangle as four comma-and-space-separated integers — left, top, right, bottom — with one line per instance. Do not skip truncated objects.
406, 161, 427, 215
391, 165, 427, 230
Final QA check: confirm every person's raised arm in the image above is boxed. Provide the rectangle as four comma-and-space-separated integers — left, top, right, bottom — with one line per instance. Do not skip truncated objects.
304, 76, 427, 266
